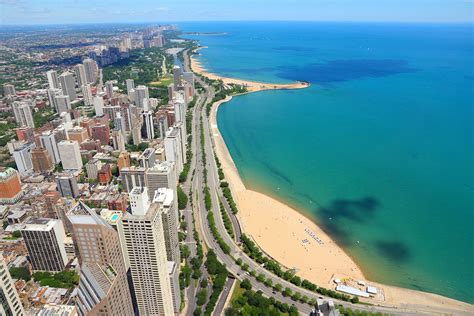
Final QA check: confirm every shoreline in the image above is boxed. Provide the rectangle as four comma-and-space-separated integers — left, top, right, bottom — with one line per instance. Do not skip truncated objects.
191, 50, 474, 314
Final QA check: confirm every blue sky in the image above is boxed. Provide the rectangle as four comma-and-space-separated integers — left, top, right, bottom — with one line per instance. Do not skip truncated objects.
0, 0, 472, 25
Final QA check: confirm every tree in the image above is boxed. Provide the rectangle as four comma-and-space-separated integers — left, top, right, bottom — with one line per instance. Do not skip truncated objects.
196, 289, 207, 306
273, 283, 283, 292
2, 220, 8, 229
350, 295, 360, 304
12, 230, 21, 238
201, 279, 208, 288
264, 278, 273, 287
177, 186, 188, 210
180, 244, 190, 259
240, 279, 252, 290
9, 267, 31, 281
256, 273, 266, 283
282, 287, 292, 297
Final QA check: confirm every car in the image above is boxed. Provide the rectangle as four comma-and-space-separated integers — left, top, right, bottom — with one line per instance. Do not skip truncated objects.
272, 291, 276, 295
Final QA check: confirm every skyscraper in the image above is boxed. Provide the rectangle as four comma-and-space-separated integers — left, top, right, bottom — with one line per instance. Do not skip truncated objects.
120, 166, 146, 193
145, 161, 177, 202
20, 218, 68, 272
0, 167, 23, 204
126, 79, 135, 95
105, 81, 114, 99
74, 64, 87, 88
67, 203, 134, 316
118, 187, 175, 315
12, 101, 35, 128
40, 131, 61, 164
164, 127, 184, 175
93, 96, 104, 116
117, 152, 130, 171
83, 58, 98, 84
142, 110, 155, 140
134, 85, 149, 108
0, 254, 26, 316
82, 84, 93, 106
13, 142, 36, 176
153, 188, 180, 264
173, 65, 181, 87
47, 88, 62, 110
31, 147, 54, 173
111, 129, 126, 152
59, 71, 77, 100
58, 140, 83, 171
46, 70, 60, 90
56, 173, 80, 198
138, 147, 156, 169
55, 95, 71, 114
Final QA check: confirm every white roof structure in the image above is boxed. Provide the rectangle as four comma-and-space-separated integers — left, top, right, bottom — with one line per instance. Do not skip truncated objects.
336, 285, 370, 298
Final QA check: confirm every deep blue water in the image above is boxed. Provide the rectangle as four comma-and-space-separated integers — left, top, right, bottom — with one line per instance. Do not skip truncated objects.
181, 22, 474, 303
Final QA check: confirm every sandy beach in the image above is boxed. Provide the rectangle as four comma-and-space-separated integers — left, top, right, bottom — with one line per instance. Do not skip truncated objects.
193, 52, 474, 314
191, 47, 309, 92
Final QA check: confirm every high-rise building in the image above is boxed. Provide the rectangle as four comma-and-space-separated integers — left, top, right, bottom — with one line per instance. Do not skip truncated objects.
56, 173, 80, 198
12, 101, 35, 128
138, 148, 156, 169
20, 218, 68, 272
173, 65, 181, 87
46, 70, 60, 90
118, 187, 175, 315
82, 84, 93, 106
40, 131, 61, 164
157, 115, 169, 140
117, 152, 130, 171
120, 166, 146, 193
168, 261, 181, 313
31, 147, 54, 173
153, 188, 180, 264
93, 96, 104, 116
126, 79, 135, 95
105, 81, 114, 99
55, 95, 71, 114
142, 111, 155, 140
83, 58, 98, 84
67, 203, 134, 316
145, 161, 177, 201
47, 88, 62, 110
0, 167, 23, 204
59, 71, 77, 100
111, 129, 126, 152
67, 127, 88, 143
182, 72, 195, 90
58, 140, 83, 171
164, 127, 184, 175
134, 85, 149, 108
13, 142, 36, 176
74, 64, 87, 88
0, 254, 26, 316
3, 83, 16, 97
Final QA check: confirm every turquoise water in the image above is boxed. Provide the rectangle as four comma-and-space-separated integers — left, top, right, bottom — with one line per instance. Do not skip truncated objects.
181, 22, 474, 303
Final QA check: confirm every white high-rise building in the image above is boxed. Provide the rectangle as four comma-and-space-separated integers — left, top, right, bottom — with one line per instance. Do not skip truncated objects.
58, 140, 83, 171
145, 161, 177, 202
12, 101, 35, 128
0, 255, 26, 316
105, 81, 114, 99
82, 84, 94, 106
142, 111, 155, 140
118, 187, 175, 316
59, 71, 77, 100
46, 70, 60, 89
55, 95, 71, 114
134, 85, 149, 108
153, 188, 180, 264
20, 218, 68, 272
164, 127, 184, 175
126, 79, 135, 95
83, 58, 98, 84
40, 131, 61, 164
94, 96, 104, 116
182, 71, 195, 90
158, 115, 168, 140
47, 88, 62, 110
13, 142, 36, 176
74, 64, 87, 87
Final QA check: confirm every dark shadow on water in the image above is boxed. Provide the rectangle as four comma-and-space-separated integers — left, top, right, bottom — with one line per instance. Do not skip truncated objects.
374, 240, 411, 263
316, 197, 380, 246
276, 59, 419, 84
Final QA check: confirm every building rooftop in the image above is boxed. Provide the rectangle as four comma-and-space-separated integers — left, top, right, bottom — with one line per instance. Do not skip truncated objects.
23, 218, 57, 231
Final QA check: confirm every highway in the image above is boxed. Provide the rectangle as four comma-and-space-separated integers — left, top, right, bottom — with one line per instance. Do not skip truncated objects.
181, 50, 467, 316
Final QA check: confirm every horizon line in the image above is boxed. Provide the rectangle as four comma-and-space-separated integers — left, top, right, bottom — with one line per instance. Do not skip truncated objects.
1, 20, 473, 27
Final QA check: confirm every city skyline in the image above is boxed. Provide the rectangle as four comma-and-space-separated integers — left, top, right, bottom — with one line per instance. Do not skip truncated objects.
0, 0, 473, 25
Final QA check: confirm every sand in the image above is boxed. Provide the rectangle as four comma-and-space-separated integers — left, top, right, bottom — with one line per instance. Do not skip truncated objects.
193, 51, 474, 314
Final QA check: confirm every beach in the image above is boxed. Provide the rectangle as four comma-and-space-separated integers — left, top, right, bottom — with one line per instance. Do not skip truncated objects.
191, 50, 474, 314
